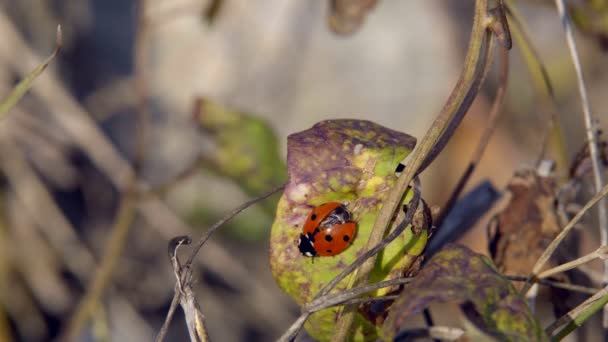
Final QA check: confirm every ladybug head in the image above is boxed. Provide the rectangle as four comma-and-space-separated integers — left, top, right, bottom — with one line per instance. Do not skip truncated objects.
297, 233, 317, 257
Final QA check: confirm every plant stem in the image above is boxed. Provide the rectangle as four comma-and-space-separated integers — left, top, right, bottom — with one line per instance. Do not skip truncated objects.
330, 0, 493, 339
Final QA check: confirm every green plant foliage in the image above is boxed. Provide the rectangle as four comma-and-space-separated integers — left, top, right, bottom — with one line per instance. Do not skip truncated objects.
270, 119, 427, 341
195, 98, 287, 215
383, 244, 548, 342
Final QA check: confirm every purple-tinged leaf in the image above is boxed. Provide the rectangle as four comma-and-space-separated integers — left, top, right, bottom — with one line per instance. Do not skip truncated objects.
383, 244, 548, 341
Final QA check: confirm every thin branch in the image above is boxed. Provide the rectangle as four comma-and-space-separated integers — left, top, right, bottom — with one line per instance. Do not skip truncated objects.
304, 277, 412, 313
184, 184, 285, 267
155, 285, 181, 342
506, 275, 600, 295
537, 246, 608, 280
522, 183, 608, 294
276, 313, 311, 342
338, 295, 399, 307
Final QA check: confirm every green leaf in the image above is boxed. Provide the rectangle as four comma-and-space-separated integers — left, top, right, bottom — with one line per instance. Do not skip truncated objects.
270, 119, 423, 341
195, 98, 287, 215
383, 244, 548, 342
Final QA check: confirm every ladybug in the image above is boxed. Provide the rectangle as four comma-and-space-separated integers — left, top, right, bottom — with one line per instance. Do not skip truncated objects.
297, 202, 356, 257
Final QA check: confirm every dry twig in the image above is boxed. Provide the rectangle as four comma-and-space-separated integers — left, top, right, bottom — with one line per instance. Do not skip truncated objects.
155, 184, 285, 342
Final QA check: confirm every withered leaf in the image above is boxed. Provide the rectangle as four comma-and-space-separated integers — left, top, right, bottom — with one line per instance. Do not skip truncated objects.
488, 169, 561, 283
383, 244, 547, 341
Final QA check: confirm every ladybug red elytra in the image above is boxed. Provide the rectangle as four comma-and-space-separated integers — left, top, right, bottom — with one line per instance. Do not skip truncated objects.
297, 202, 356, 257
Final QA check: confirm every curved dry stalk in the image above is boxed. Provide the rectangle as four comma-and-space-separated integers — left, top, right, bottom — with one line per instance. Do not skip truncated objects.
330, 0, 496, 339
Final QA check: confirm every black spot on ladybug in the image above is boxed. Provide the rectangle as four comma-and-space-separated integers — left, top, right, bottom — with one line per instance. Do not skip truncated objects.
343, 235, 350, 242
310, 214, 317, 221
314, 228, 320, 234
324, 235, 333, 242
326, 249, 332, 254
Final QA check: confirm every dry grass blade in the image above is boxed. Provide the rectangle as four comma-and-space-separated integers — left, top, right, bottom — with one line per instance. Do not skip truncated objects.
0, 25, 62, 118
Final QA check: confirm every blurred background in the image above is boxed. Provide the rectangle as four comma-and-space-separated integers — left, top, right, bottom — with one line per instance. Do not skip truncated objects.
0, 0, 608, 341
